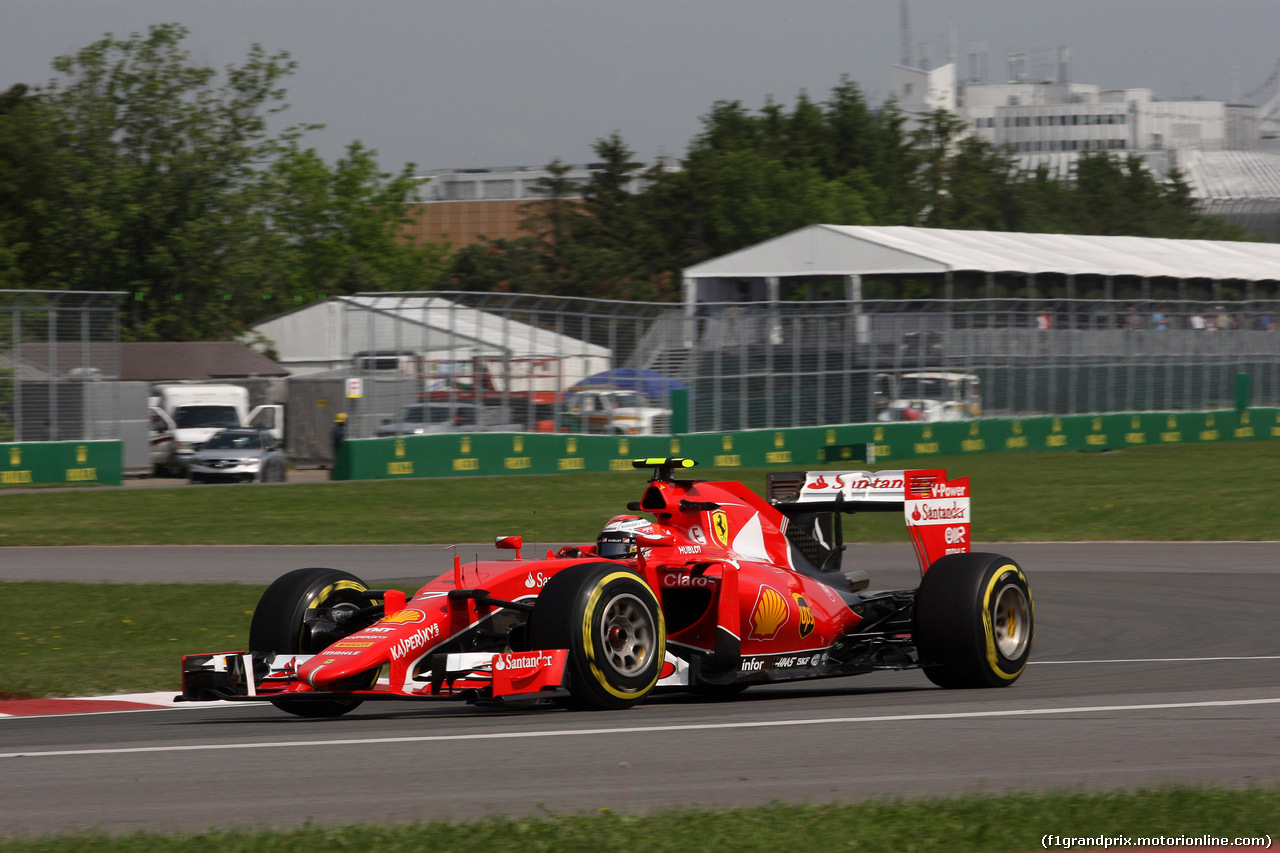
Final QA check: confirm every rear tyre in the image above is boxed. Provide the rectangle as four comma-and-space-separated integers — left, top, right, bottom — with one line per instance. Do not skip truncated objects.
249, 567, 381, 717
913, 552, 1033, 689
527, 563, 665, 711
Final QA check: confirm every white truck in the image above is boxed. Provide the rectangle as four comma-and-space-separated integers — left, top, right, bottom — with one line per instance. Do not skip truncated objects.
560, 388, 672, 435
875, 372, 983, 423
148, 385, 284, 476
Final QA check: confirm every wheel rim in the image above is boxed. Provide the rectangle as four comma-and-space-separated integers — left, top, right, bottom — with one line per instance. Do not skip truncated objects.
991, 583, 1031, 659
598, 593, 654, 677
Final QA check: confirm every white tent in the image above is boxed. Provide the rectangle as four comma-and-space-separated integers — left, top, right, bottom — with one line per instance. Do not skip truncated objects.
248, 294, 611, 381
682, 225, 1280, 305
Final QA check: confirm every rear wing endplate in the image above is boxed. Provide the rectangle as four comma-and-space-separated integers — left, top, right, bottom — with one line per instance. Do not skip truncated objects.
768, 469, 971, 574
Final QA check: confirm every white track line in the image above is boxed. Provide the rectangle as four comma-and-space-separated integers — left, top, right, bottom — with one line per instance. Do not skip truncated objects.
1031, 655, 1280, 665
4, 696, 1279, 760
4, 656, 1277, 719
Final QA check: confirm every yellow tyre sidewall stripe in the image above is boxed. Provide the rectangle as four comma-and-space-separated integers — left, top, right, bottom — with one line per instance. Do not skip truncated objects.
581, 571, 666, 700
981, 565, 1032, 681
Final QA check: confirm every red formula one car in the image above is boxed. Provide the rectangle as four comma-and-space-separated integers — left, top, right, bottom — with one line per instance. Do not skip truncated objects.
180, 458, 1034, 716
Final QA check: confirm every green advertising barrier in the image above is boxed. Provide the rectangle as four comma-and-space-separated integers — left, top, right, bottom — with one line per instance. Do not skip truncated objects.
332, 408, 1278, 481
0, 441, 123, 487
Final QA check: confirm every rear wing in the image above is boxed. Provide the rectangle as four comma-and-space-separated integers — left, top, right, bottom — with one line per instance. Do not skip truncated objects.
767, 469, 970, 575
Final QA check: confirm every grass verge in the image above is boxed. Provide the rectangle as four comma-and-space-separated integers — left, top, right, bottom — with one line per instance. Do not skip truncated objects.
0, 581, 434, 698
1, 442, 1279, 545
2, 788, 1277, 850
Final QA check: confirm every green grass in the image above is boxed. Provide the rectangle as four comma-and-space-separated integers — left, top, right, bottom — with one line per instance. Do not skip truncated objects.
0, 582, 265, 698
2, 442, 1280, 545
1, 789, 1276, 850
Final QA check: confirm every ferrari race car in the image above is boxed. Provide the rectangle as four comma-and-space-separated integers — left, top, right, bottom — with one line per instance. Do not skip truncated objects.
180, 458, 1034, 717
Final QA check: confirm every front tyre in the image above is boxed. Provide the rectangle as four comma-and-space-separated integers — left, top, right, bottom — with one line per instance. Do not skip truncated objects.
249, 567, 381, 717
913, 553, 1034, 689
527, 563, 665, 711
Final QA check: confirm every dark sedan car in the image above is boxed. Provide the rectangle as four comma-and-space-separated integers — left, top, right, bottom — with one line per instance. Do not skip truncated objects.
187, 429, 287, 484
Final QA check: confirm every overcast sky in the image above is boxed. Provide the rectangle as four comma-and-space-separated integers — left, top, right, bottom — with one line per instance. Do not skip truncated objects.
4, 1, 1278, 174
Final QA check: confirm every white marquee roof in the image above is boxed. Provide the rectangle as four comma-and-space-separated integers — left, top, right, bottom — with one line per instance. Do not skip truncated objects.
683, 225, 1280, 282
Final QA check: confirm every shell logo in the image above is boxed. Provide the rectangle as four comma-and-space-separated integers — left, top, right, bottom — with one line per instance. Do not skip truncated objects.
382, 610, 425, 624
395, 439, 406, 458
567, 437, 578, 453
670, 437, 680, 454
461, 436, 472, 454
9, 447, 20, 466
749, 586, 788, 640
76, 445, 88, 463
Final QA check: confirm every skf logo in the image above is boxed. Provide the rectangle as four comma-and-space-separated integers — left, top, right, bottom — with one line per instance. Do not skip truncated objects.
76, 445, 88, 463
710, 510, 730, 548
792, 593, 814, 638
749, 586, 788, 640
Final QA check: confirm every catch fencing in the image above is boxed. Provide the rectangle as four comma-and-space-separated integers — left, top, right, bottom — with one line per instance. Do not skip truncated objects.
0, 290, 126, 443
342, 292, 1280, 436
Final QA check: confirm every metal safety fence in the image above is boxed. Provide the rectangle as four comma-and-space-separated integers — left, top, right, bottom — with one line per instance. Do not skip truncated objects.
342, 292, 1280, 437
0, 290, 126, 443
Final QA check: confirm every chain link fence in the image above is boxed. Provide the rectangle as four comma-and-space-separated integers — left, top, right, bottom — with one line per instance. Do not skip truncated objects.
0, 290, 126, 443
341, 292, 1280, 437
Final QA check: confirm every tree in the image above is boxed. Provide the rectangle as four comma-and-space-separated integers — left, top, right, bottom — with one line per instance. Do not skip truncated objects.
267, 141, 446, 305
0, 24, 441, 340
21, 24, 304, 339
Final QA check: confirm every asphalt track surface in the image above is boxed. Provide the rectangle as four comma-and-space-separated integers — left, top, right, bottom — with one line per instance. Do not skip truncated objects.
2, 542, 1279, 836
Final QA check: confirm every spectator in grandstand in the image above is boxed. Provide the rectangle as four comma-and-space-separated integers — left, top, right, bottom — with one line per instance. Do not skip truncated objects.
1190, 312, 1207, 330
1151, 307, 1169, 330
1123, 306, 1142, 330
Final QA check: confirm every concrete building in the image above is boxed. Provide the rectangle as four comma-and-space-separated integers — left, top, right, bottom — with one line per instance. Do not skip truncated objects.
402, 164, 643, 248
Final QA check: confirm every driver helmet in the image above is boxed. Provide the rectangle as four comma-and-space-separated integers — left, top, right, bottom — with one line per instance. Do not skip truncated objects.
597, 514, 647, 559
